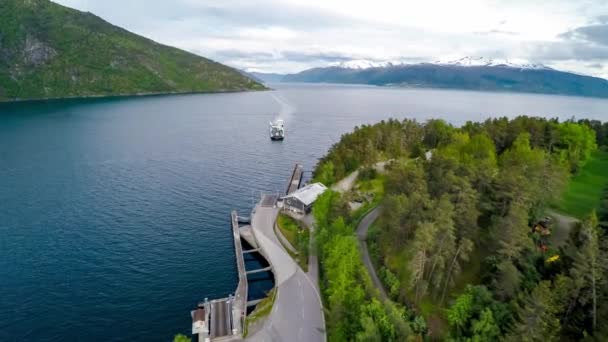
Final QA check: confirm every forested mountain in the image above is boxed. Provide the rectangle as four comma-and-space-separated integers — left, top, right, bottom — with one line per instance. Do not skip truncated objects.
282, 60, 608, 98
0, 0, 265, 102
311, 116, 608, 341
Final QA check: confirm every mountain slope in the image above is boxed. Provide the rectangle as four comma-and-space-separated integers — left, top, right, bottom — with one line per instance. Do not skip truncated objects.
246, 72, 285, 83
0, 0, 265, 102
283, 59, 608, 98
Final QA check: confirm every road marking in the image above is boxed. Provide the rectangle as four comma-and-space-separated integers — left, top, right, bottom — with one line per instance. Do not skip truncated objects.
248, 205, 326, 342
298, 269, 327, 342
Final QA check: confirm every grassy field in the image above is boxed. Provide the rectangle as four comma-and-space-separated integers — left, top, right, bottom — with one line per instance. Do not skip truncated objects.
244, 288, 276, 337
553, 150, 608, 219
277, 214, 299, 243
276, 214, 309, 271
349, 174, 386, 226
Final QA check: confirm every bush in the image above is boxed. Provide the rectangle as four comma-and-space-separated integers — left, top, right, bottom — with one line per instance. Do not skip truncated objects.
381, 267, 401, 299
358, 167, 377, 181
173, 334, 190, 342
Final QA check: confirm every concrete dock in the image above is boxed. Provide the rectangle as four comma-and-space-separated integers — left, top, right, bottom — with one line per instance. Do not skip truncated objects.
192, 211, 254, 341
191, 164, 325, 342
286, 163, 304, 195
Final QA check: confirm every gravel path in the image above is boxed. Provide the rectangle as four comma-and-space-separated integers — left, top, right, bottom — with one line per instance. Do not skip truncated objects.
546, 209, 579, 247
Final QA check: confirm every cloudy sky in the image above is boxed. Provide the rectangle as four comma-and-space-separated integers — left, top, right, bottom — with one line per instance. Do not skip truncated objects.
53, 0, 608, 78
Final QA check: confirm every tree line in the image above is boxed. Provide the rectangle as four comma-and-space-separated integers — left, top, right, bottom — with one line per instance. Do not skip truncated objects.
312, 116, 608, 341
313, 190, 425, 341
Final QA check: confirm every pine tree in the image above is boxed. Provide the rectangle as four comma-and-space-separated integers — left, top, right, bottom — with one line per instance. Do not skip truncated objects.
569, 212, 604, 333
492, 260, 521, 300
493, 202, 532, 261
410, 222, 437, 302
507, 281, 561, 342
440, 238, 474, 305
471, 308, 501, 341
426, 196, 456, 295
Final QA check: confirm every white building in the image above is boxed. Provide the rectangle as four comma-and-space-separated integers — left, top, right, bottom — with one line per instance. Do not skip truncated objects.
281, 183, 327, 214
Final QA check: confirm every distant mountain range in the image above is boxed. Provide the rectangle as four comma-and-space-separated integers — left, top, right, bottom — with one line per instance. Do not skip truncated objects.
0, 0, 264, 102
329, 57, 552, 71
256, 57, 608, 98
247, 72, 286, 84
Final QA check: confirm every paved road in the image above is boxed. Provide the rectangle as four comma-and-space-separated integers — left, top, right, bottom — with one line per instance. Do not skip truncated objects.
356, 206, 388, 301
247, 199, 325, 342
279, 212, 321, 292
304, 215, 320, 293
290, 213, 321, 292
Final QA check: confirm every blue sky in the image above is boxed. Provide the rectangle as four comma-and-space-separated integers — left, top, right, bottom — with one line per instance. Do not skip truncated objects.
53, 0, 608, 78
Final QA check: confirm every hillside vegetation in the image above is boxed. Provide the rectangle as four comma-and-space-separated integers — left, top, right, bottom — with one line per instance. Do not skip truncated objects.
0, 0, 265, 101
283, 64, 608, 98
312, 116, 608, 341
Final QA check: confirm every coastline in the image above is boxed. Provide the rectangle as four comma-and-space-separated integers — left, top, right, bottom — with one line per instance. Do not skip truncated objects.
0, 87, 271, 104
272, 81, 608, 100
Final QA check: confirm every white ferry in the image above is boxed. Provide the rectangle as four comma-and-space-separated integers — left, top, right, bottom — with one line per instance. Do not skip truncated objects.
269, 119, 285, 140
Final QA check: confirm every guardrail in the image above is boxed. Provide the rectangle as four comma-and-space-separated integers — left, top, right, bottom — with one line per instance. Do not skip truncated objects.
231, 210, 248, 336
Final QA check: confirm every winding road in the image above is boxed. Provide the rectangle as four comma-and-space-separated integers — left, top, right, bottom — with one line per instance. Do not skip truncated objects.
355, 206, 389, 301
333, 163, 391, 301
246, 196, 325, 342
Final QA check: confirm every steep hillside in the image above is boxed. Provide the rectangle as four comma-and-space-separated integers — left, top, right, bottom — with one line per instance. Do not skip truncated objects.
0, 0, 265, 101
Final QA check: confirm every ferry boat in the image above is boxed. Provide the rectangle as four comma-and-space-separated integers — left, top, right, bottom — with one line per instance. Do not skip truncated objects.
269, 119, 285, 140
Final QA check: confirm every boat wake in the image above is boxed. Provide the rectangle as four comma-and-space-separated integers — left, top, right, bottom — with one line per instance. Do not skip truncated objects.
271, 93, 295, 122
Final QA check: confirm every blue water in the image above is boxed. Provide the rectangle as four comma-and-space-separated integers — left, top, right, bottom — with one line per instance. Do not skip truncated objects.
1, 84, 607, 341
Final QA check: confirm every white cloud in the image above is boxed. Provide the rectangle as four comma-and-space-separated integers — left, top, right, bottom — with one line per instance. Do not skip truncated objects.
236, 27, 299, 41
52, 0, 608, 77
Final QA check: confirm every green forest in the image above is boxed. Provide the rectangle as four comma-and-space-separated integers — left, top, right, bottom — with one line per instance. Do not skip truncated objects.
312, 116, 608, 341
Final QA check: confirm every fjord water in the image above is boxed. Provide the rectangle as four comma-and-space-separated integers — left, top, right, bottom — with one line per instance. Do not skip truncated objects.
1, 84, 607, 341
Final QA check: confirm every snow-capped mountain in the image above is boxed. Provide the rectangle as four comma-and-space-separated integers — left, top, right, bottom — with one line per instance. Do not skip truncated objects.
282, 57, 608, 98
434, 56, 551, 70
329, 60, 404, 69
330, 57, 551, 71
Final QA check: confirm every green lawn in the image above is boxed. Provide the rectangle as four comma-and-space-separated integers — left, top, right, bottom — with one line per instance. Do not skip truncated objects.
554, 150, 608, 219
276, 214, 309, 271
277, 214, 299, 243
356, 175, 386, 196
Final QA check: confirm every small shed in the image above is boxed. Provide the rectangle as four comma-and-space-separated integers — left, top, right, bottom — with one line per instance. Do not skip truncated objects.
282, 183, 327, 214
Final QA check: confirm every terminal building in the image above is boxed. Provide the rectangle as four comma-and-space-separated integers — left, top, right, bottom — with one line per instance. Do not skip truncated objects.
281, 183, 327, 214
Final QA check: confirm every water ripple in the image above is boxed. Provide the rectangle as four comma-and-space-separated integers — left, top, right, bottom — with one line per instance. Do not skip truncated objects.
2, 84, 607, 341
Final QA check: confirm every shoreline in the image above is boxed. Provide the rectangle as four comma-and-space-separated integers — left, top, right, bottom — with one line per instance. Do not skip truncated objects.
0, 87, 272, 105
273, 81, 608, 100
